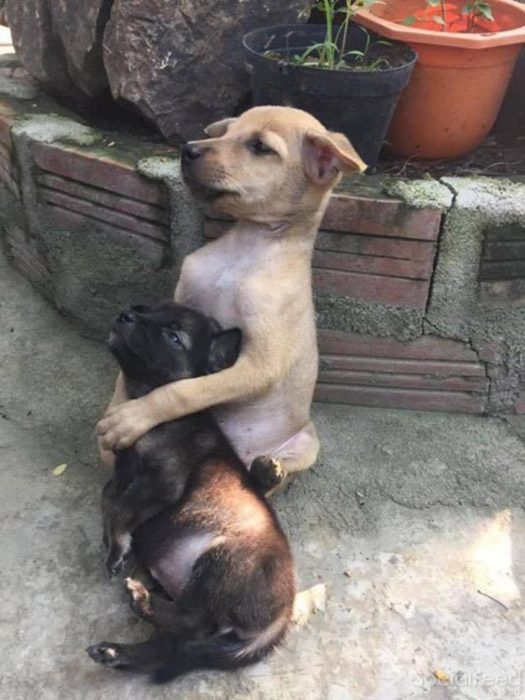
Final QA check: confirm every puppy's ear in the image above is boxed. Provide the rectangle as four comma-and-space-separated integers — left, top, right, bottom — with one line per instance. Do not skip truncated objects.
206, 328, 242, 373
303, 131, 367, 186
204, 117, 238, 138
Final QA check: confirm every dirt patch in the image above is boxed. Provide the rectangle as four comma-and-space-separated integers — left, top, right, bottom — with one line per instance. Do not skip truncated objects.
377, 133, 525, 179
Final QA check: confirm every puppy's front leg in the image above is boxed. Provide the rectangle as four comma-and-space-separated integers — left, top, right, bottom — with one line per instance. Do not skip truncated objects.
98, 336, 284, 451
102, 478, 174, 578
98, 372, 128, 468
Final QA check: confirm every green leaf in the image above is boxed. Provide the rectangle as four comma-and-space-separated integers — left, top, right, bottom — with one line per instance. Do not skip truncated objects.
426, 0, 440, 6
477, 3, 494, 20
402, 15, 418, 25
432, 15, 446, 24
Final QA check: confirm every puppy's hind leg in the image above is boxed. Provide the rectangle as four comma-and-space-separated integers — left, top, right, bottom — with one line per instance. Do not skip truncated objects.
252, 421, 320, 496
125, 578, 203, 633
272, 420, 320, 474
87, 631, 173, 673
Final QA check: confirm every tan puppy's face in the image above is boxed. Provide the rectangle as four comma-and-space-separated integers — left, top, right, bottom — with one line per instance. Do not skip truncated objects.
181, 106, 366, 224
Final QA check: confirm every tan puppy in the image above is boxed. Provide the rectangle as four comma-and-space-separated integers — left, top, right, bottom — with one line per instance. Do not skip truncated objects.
97, 106, 366, 479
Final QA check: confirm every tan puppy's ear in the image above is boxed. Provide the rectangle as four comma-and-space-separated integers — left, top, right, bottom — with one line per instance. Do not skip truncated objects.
204, 117, 238, 138
303, 131, 367, 185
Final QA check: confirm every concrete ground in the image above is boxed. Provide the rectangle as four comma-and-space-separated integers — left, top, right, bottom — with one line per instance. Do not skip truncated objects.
1, 247, 524, 700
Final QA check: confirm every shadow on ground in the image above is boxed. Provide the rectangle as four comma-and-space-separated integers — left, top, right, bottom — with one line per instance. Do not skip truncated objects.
1, 250, 524, 700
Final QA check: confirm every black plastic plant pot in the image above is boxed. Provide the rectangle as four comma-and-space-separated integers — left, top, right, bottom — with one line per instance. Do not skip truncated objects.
243, 24, 417, 167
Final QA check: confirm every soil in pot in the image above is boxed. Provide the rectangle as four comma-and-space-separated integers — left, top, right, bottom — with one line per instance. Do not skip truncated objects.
354, 0, 525, 159
243, 24, 416, 167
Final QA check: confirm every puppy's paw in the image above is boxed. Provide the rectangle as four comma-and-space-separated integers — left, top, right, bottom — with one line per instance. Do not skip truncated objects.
126, 577, 152, 618
86, 643, 129, 669
106, 536, 132, 578
106, 555, 124, 579
250, 456, 287, 491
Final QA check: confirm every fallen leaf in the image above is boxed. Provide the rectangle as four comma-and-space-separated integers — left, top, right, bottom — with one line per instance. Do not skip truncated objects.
432, 669, 450, 684
292, 583, 327, 627
52, 463, 68, 476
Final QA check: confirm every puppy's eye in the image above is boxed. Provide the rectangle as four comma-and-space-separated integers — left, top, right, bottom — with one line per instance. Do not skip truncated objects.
247, 138, 275, 156
166, 330, 183, 348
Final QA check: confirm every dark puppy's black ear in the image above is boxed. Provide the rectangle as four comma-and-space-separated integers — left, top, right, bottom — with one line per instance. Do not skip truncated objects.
207, 328, 242, 373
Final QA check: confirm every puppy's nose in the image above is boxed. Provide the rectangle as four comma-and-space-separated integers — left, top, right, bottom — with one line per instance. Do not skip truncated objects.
118, 311, 136, 324
181, 143, 203, 162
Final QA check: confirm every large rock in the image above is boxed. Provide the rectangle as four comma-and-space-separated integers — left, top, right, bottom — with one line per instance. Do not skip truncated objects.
6, 0, 110, 98
6, 0, 72, 95
103, 0, 309, 141
49, 0, 112, 96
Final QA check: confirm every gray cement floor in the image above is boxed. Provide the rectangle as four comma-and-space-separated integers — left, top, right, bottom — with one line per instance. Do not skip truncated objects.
1, 248, 524, 700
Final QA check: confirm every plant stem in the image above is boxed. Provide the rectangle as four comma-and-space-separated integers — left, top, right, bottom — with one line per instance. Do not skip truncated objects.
441, 0, 447, 30
324, 0, 334, 69
340, 0, 351, 62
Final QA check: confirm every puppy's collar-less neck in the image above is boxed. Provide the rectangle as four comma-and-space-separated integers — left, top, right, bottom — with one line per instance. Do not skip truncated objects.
236, 213, 321, 242
237, 220, 289, 239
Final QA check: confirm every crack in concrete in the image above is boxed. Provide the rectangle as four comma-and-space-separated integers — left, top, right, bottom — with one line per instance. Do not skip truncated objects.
422, 178, 458, 324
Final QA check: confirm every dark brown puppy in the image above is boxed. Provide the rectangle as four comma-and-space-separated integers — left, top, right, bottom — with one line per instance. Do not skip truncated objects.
87, 302, 295, 683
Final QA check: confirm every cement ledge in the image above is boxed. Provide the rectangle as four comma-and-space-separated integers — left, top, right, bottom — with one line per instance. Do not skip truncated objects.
0, 54, 524, 415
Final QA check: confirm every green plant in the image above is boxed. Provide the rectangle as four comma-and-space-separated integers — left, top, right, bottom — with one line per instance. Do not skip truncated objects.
290, 0, 389, 71
403, 0, 495, 32
463, 1, 494, 31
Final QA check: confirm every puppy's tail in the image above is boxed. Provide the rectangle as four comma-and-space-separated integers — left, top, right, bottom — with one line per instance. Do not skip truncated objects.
152, 610, 290, 684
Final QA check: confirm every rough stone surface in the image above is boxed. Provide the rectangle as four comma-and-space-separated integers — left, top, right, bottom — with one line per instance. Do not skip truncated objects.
6, 0, 110, 98
6, 0, 73, 95
315, 292, 424, 341
1, 72, 524, 412
103, 0, 309, 140
1, 248, 525, 700
48, 0, 111, 97
427, 177, 525, 346
138, 155, 205, 277
424, 177, 525, 413
384, 178, 455, 211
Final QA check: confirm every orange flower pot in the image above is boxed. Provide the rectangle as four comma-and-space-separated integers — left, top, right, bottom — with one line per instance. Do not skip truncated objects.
354, 0, 525, 159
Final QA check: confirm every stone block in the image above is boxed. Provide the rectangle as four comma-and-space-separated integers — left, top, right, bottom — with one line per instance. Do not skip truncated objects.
103, 0, 309, 140
316, 330, 488, 414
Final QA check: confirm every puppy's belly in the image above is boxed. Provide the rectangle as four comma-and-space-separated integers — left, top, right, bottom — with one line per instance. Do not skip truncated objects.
149, 531, 222, 599
213, 392, 313, 466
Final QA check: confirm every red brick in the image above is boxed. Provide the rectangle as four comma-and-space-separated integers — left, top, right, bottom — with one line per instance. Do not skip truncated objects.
40, 205, 165, 262
0, 156, 19, 198
313, 268, 429, 308
318, 330, 480, 363
318, 369, 487, 392
319, 355, 486, 378
32, 142, 169, 206
40, 189, 168, 242
313, 250, 433, 280
322, 194, 442, 240
6, 224, 51, 286
315, 231, 435, 262
38, 173, 169, 226
314, 383, 486, 413
0, 103, 16, 149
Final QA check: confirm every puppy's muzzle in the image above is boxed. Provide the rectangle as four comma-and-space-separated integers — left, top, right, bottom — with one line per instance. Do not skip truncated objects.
118, 311, 136, 325
181, 143, 203, 164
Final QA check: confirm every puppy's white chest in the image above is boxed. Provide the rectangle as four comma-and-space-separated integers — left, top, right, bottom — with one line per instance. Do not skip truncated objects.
214, 264, 238, 290
178, 250, 249, 326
